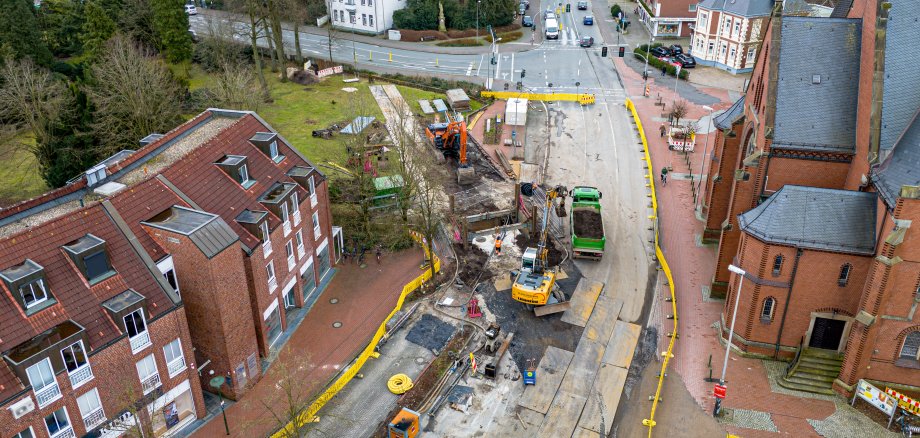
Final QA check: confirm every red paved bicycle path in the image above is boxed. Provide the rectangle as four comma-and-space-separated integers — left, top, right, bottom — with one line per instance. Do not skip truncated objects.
613, 58, 836, 436
191, 248, 427, 437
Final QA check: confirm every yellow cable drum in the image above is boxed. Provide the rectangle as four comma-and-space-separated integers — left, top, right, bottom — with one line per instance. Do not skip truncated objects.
387, 374, 414, 394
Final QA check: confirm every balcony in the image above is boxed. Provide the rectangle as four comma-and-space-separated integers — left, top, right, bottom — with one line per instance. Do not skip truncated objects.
293, 210, 302, 226
167, 356, 187, 377
283, 220, 292, 236
35, 382, 62, 408
130, 331, 151, 354
50, 426, 75, 438
141, 372, 161, 395
68, 364, 94, 389
83, 407, 107, 430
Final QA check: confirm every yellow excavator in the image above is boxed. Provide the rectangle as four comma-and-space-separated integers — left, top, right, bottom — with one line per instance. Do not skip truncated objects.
511, 185, 570, 316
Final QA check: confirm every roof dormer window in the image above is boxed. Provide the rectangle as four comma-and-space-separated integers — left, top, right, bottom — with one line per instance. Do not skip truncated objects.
249, 132, 285, 163
1, 259, 57, 315
216, 155, 255, 189
62, 234, 115, 285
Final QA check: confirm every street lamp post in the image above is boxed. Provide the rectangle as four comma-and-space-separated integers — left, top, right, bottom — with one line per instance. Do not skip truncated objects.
714, 264, 746, 417
642, 34, 654, 95
209, 376, 230, 435
696, 105, 714, 213
477, 0, 481, 39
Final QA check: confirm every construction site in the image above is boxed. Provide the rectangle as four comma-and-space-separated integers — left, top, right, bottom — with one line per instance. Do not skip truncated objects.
296, 76, 659, 438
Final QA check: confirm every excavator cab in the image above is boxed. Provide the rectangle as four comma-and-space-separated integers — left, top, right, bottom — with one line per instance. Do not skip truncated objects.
425, 113, 476, 184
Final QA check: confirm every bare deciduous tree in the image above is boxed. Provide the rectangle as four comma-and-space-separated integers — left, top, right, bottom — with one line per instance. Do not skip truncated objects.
213, 61, 265, 111
669, 99, 689, 128
86, 36, 184, 155
0, 58, 70, 146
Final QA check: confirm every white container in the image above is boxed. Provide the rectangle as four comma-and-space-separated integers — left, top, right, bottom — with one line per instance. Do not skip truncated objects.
505, 98, 529, 126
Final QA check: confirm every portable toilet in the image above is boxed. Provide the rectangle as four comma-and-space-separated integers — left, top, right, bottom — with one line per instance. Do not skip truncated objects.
388, 408, 420, 438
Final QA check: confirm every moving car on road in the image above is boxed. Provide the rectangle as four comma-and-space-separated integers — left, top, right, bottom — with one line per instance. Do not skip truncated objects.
523, 15, 534, 27
545, 18, 559, 39
672, 53, 696, 68
184, 4, 197, 15
583, 15, 594, 25
577, 0, 588, 9
579, 36, 594, 47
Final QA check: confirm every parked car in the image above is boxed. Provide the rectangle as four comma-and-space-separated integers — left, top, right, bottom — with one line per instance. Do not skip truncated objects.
188, 29, 199, 43
184, 4, 197, 15
672, 53, 696, 68
583, 15, 594, 25
669, 45, 684, 55
523, 15, 534, 27
579, 36, 594, 48
649, 46, 671, 58
519, 3, 526, 15
577, 0, 588, 10
521, 0, 529, 10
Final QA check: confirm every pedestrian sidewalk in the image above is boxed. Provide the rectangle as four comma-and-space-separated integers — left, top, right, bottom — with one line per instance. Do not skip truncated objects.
189, 248, 427, 437
615, 55, 866, 437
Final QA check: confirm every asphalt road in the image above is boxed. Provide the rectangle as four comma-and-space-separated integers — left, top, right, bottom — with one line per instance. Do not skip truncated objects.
190, 6, 623, 96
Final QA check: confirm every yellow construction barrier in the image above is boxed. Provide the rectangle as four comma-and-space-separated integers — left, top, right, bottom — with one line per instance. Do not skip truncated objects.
626, 98, 677, 437
271, 232, 441, 438
480, 91, 596, 105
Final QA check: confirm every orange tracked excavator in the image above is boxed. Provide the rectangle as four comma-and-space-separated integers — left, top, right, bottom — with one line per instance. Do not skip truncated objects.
425, 112, 476, 183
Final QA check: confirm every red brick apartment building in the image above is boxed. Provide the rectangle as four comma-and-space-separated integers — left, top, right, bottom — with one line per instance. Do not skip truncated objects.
0, 109, 337, 437
702, 0, 920, 395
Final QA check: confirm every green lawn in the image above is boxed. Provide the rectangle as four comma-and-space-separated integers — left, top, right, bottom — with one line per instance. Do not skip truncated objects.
0, 135, 48, 206
396, 85, 484, 123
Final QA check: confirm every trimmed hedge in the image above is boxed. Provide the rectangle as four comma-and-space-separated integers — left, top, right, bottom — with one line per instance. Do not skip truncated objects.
633, 48, 690, 80
436, 38, 483, 47
610, 4, 622, 18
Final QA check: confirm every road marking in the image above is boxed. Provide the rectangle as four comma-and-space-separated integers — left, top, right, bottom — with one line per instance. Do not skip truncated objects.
510, 53, 515, 81
577, 69, 580, 77
477, 55, 484, 76
467, 62, 473, 76
494, 53, 501, 79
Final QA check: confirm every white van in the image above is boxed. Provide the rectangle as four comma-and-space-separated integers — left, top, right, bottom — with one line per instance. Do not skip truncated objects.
545, 18, 559, 39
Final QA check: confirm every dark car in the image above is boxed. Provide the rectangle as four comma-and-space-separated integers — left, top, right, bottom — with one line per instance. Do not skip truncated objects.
577, 0, 588, 10
672, 53, 696, 68
669, 45, 684, 55
583, 15, 594, 25
522, 15, 534, 27
579, 36, 594, 48
521, 0, 529, 9
649, 46, 671, 58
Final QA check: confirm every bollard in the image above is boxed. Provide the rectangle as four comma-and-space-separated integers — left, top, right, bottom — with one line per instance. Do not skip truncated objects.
369, 51, 373, 61
389, 52, 393, 62
436, 57, 439, 67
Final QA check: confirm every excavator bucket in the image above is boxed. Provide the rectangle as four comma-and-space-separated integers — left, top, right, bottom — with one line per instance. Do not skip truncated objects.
534, 301, 571, 316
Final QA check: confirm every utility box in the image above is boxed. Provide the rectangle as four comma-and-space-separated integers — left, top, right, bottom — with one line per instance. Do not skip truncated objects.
388, 408, 420, 438
505, 98, 528, 126
446, 88, 471, 111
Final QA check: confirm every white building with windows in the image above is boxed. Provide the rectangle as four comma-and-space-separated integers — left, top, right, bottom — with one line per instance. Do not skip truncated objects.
689, 0, 773, 73
328, 0, 407, 35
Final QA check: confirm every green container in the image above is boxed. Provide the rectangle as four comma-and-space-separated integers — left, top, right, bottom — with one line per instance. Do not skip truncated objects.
570, 186, 605, 260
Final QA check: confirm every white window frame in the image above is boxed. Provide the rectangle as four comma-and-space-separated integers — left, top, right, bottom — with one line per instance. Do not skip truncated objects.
269, 140, 280, 160
61, 340, 93, 389
20, 278, 49, 309
732, 20, 741, 38
136, 354, 161, 395
369, 14, 374, 26
44, 407, 73, 438
163, 338, 187, 378
77, 388, 106, 431
239, 163, 251, 186
312, 212, 321, 240
281, 202, 291, 236
13, 427, 35, 438
157, 256, 180, 298
286, 240, 296, 270
309, 176, 318, 207
291, 192, 301, 226
747, 47, 756, 61
296, 230, 306, 259
261, 220, 272, 257
266, 261, 277, 292
27, 358, 61, 408
901, 332, 920, 360
125, 308, 151, 354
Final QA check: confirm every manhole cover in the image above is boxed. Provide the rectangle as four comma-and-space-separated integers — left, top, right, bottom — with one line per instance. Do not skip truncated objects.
475, 237, 487, 243
333, 322, 343, 328
416, 357, 426, 365
330, 298, 339, 304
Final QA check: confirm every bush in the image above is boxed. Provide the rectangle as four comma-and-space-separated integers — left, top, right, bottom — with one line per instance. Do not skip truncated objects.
436, 38, 483, 47
611, 4, 622, 17
192, 38, 252, 72
633, 48, 690, 80
484, 30, 523, 43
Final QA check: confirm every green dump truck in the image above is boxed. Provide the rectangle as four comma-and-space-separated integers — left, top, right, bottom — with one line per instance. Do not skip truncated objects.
570, 186, 605, 260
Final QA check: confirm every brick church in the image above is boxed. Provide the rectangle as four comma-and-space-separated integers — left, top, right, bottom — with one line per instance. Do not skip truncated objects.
702, 0, 920, 395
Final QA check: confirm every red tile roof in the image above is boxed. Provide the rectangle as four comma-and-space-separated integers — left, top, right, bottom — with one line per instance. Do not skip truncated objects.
108, 178, 190, 261
0, 203, 175, 402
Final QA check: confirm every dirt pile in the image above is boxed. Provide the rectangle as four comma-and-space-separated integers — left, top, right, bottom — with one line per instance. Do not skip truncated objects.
453, 244, 489, 285
514, 233, 563, 267
573, 209, 603, 239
